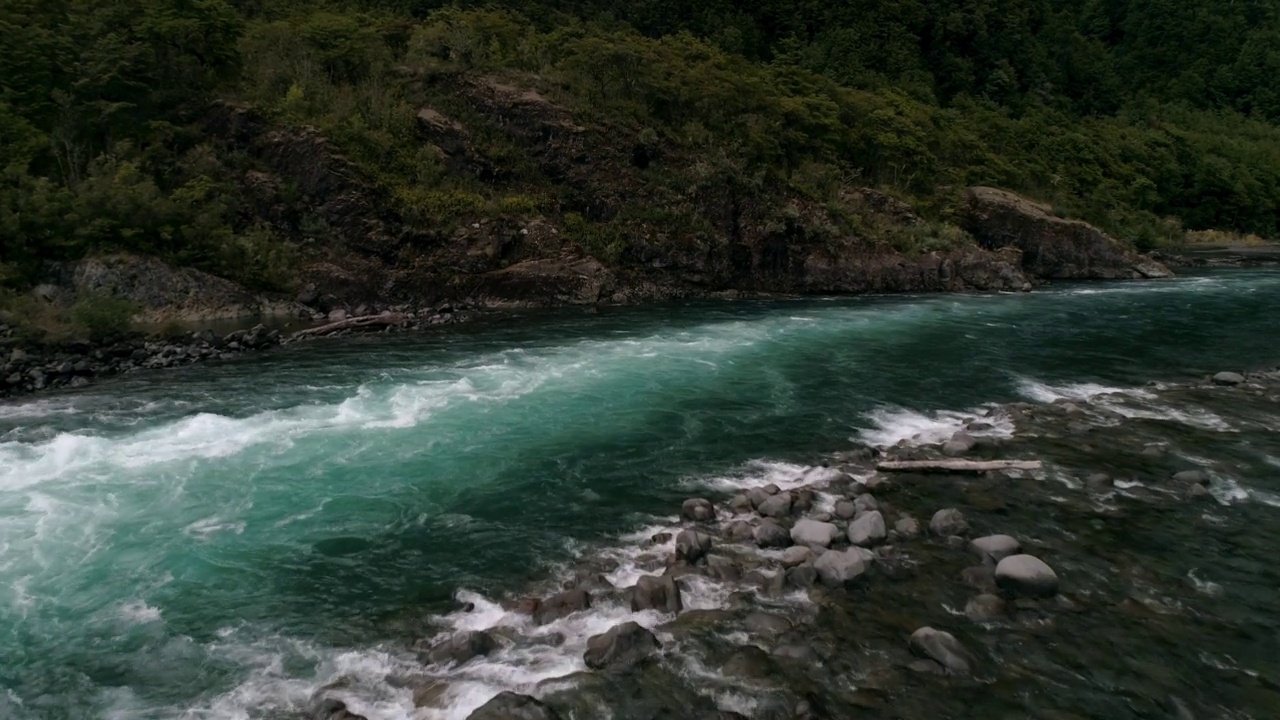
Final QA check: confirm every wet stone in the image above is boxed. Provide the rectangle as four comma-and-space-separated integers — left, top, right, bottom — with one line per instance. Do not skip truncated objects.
632, 575, 683, 614
759, 493, 794, 518
813, 548, 869, 587
961, 565, 998, 593
744, 611, 792, 635
790, 518, 840, 548
995, 554, 1060, 597
1213, 371, 1245, 385
466, 692, 562, 720
785, 564, 818, 589
894, 515, 920, 538
726, 520, 755, 542
909, 626, 975, 675
970, 534, 1022, 564
583, 621, 660, 671
682, 498, 717, 522
1173, 470, 1210, 485
754, 519, 791, 548
425, 630, 497, 665
964, 594, 1007, 622
675, 530, 714, 563
728, 494, 753, 513
930, 508, 970, 537
834, 499, 858, 519
722, 645, 775, 679
780, 545, 813, 567
706, 554, 741, 581
848, 510, 887, 547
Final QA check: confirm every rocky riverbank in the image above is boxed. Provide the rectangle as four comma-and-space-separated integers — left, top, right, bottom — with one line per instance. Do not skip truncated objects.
310, 366, 1279, 720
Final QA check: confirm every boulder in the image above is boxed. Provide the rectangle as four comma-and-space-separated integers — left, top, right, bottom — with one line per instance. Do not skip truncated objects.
706, 554, 741, 581
466, 692, 562, 720
728, 494, 753, 513
681, 498, 717, 522
909, 627, 975, 675
969, 535, 1021, 564
758, 493, 794, 518
964, 594, 1007, 622
676, 530, 714, 564
1212, 371, 1245, 386
929, 508, 969, 537
753, 519, 791, 548
995, 554, 1060, 597
847, 510, 887, 547
534, 588, 591, 624
790, 518, 840, 547
726, 521, 755, 542
785, 564, 818, 589
780, 545, 813, 568
793, 488, 815, 512
632, 575, 683, 614
583, 621, 660, 671
833, 499, 858, 519
722, 645, 774, 679
894, 515, 921, 538
942, 431, 978, 457
1173, 470, 1210, 485
813, 548, 869, 587
425, 630, 497, 665
853, 493, 880, 515
961, 186, 1173, 280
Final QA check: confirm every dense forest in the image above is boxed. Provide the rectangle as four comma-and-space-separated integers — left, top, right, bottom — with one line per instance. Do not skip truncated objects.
2, 0, 1280, 292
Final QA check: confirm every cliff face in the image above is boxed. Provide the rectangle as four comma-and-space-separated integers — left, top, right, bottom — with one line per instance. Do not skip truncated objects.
962, 187, 1172, 280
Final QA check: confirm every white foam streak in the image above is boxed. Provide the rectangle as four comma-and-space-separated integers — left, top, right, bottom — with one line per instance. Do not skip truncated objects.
857, 407, 1012, 448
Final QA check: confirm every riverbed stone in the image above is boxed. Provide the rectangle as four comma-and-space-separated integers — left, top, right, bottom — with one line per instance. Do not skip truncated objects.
744, 611, 792, 635
1173, 470, 1210, 485
758, 493, 793, 518
726, 520, 755, 542
763, 483, 781, 495
466, 692, 562, 720
909, 627, 975, 675
848, 511, 887, 547
1086, 472, 1114, 491
894, 515, 920, 538
425, 630, 497, 665
681, 498, 717, 522
780, 545, 813, 567
534, 588, 591, 624
969, 534, 1022, 564
1212, 371, 1245, 385
929, 508, 970, 537
813, 548, 869, 587
722, 645, 774, 679
964, 594, 1007, 622
853, 493, 880, 514
728, 494, 752, 513
313, 698, 368, 720
583, 621, 660, 671
632, 575, 683, 614
785, 564, 818, 589
754, 519, 791, 548
995, 554, 1060, 597
790, 518, 840, 547
706, 554, 741, 581
676, 530, 714, 563
942, 430, 978, 457
961, 565, 998, 593
834, 498, 857, 519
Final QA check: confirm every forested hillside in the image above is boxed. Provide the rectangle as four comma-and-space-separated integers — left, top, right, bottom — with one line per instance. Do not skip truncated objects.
2, 0, 1279, 295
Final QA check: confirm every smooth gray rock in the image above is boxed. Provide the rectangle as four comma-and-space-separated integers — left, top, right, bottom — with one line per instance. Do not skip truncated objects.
813, 548, 869, 587
583, 621, 660, 671
929, 508, 969, 537
942, 430, 978, 457
780, 545, 813, 568
466, 692, 562, 720
969, 534, 1022, 564
534, 588, 590, 624
894, 515, 920, 538
746, 488, 769, 510
706, 554, 741, 581
833, 498, 857, 519
425, 630, 497, 665
847, 510, 887, 547
675, 530, 714, 563
753, 519, 791, 548
853, 493, 880, 514
995, 554, 1060, 597
909, 626, 975, 675
1212, 371, 1245, 385
785, 564, 818, 588
631, 575, 683, 614
758, 493, 794, 518
728, 494, 753, 513
964, 594, 1007, 622
790, 518, 840, 547
313, 698, 368, 720
726, 520, 755, 542
681, 498, 716, 522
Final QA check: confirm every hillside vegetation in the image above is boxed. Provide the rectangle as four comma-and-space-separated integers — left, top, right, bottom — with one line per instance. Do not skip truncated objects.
2, 0, 1279, 295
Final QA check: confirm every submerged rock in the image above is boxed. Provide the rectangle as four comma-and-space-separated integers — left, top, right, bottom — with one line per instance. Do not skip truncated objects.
682, 498, 717, 522
313, 698, 368, 720
424, 630, 497, 665
1173, 470, 1210, 485
894, 515, 921, 538
583, 621, 660, 671
995, 554, 1060, 597
942, 430, 977, 457
534, 588, 591, 624
964, 594, 1007, 622
632, 575, 683, 614
706, 554, 741, 581
744, 611, 792, 635
969, 534, 1021, 564
848, 510, 887, 547
726, 520, 755, 542
467, 692, 562, 720
790, 518, 840, 547
780, 545, 813, 567
930, 508, 970, 537
1212, 371, 1245, 386
722, 645, 775, 679
909, 627, 975, 675
786, 564, 818, 589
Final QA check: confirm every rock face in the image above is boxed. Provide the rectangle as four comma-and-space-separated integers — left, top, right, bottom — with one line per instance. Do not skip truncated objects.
930, 508, 970, 537
790, 519, 841, 547
969, 535, 1022, 564
813, 548, 869, 586
847, 511, 887, 547
583, 621, 660, 671
632, 575, 683, 614
962, 186, 1173, 280
909, 627, 976, 675
995, 554, 1060, 597
466, 692, 562, 720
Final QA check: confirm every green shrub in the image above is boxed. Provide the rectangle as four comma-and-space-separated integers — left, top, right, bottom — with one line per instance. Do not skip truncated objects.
71, 294, 139, 341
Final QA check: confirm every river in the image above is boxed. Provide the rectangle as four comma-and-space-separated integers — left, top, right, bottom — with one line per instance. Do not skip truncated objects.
1, 270, 1278, 719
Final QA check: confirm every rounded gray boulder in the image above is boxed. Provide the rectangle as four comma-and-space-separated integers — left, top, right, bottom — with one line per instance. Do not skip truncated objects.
929, 508, 969, 537
790, 518, 840, 547
681, 498, 717, 522
847, 510, 887, 547
995, 554, 1060, 597
909, 626, 975, 675
813, 548, 869, 587
583, 621, 660, 671
969, 534, 1021, 564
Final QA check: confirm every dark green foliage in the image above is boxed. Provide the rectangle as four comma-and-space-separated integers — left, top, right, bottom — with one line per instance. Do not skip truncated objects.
1, 0, 1279, 290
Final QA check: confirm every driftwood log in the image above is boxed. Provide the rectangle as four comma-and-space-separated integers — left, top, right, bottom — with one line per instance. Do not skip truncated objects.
876, 459, 1042, 474
290, 313, 408, 340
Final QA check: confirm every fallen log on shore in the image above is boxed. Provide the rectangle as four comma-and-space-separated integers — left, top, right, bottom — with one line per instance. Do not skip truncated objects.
289, 313, 408, 340
877, 459, 1042, 474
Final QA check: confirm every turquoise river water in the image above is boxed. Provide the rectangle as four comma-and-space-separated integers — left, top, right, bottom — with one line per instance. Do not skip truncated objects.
1, 270, 1279, 719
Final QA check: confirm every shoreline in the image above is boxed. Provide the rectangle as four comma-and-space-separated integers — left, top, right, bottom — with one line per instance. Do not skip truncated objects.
304, 366, 1280, 720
